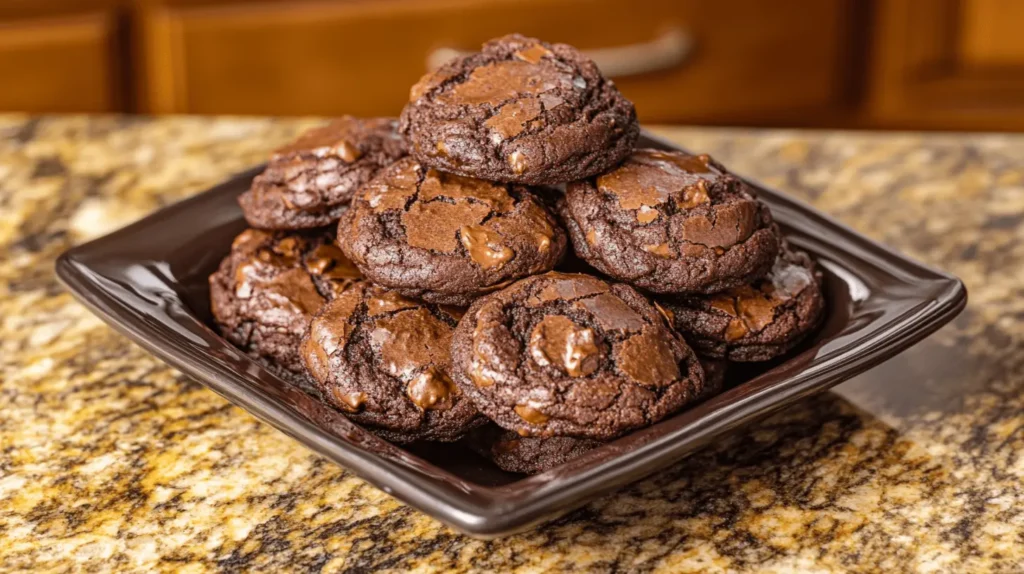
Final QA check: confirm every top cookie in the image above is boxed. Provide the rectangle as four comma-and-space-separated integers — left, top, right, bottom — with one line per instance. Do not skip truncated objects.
400, 34, 638, 185
239, 117, 406, 230
338, 157, 567, 306
561, 149, 781, 294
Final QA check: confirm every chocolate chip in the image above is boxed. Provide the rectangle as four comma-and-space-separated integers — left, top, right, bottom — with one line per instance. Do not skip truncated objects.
406, 368, 458, 411
616, 327, 681, 387
330, 388, 367, 413
460, 225, 514, 269
485, 99, 543, 140
528, 315, 602, 377
514, 44, 553, 64
514, 403, 550, 424
574, 294, 646, 333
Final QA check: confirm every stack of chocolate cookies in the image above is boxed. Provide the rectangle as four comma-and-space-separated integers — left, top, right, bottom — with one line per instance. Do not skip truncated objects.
210, 34, 825, 474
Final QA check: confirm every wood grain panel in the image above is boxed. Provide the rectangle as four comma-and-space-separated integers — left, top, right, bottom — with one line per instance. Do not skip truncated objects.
867, 0, 1024, 130
137, 0, 854, 123
0, 12, 121, 113
960, 0, 1024, 65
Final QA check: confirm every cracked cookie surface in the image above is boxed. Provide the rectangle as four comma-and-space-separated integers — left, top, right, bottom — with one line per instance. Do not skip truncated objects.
400, 34, 638, 185
338, 157, 567, 306
301, 283, 484, 442
209, 228, 362, 377
239, 117, 406, 229
561, 149, 781, 294
450, 272, 705, 440
661, 245, 825, 361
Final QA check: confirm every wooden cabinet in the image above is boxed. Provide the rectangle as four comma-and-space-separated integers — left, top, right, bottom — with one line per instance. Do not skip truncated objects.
135, 0, 855, 124
867, 0, 1024, 130
0, 2, 124, 113
0, 0, 1023, 130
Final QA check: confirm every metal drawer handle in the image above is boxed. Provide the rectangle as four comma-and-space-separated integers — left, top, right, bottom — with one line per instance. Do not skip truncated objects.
426, 28, 694, 79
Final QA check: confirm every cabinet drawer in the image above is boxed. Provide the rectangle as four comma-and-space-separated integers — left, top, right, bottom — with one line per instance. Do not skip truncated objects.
0, 12, 120, 113
140, 0, 854, 123
868, 0, 1024, 130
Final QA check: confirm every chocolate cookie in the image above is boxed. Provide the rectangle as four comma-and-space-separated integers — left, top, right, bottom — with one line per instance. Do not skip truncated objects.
209, 228, 362, 375
697, 357, 729, 398
239, 117, 406, 230
469, 355, 727, 474
338, 157, 567, 306
400, 34, 638, 185
301, 283, 484, 442
450, 272, 705, 440
561, 149, 781, 294
467, 424, 601, 475
661, 246, 825, 362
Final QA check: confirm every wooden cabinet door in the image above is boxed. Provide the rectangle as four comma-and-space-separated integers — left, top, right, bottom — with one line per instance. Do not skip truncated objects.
137, 0, 855, 124
868, 0, 1024, 130
0, 8, 122, 113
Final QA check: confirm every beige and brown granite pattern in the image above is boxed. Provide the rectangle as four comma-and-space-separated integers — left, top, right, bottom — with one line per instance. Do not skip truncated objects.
1, 115, 1023, 573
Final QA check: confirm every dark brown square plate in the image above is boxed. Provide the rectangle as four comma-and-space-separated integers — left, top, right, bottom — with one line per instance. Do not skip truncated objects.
55, 132, 966, 538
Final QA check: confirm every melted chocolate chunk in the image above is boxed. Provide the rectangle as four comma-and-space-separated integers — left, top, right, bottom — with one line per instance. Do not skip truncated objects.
484, 98, 544, 140
596, 149, 716, 214
406, 368, 458, 410
573, 293, 646, 333
437, 60, 573, 107
460, 225, 515, 269
615, 327, 681, 387
528, 315, 602, 377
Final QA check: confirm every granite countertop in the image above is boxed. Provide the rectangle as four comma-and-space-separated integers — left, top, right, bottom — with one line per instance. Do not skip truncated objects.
2, 116, 1023, 573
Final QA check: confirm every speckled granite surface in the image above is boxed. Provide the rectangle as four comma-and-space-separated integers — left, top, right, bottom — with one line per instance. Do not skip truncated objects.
2, 116, 1023, 573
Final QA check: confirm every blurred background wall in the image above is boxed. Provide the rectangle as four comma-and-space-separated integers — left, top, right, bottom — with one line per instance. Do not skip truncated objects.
1, 0, 1022, 130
